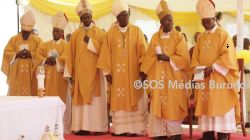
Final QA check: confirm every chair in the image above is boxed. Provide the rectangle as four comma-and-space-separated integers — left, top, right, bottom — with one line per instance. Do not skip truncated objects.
237, 58, 247, 137
187, 99, 194, 139
182, 80, 197, 139
187, 83, 197, 139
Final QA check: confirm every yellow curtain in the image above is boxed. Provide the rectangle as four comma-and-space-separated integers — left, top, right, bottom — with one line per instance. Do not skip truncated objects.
134, 7, 201, 25
227, 12, 250, 21
30, 0, 114, 22
29, 0, 250, 24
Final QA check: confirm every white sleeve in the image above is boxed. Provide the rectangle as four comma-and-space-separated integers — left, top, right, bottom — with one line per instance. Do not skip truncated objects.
170, 59, 181, 71
63, 64, 71, 78
9, 55, 16, 66
213, 63, 229, 76
55, 58, 64, 72
87, 39, 97, 54
103, 71, 110, 76
41, 60, 46, 66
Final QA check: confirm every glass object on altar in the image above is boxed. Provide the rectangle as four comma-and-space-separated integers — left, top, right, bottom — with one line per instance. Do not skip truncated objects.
54, 124, 59, 137
18, 135, 25, 140
41, 125, 57, 140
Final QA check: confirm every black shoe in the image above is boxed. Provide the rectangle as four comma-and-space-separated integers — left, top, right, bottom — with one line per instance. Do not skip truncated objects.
73, 130, 82, 135
111, 133, 127, 136
152, 136, 167, 140
74, 130, 90, 136
245, 122, 250, 128
202, 131, 215, 140
127, 133, 139, 137
92, 132, 107, 136
169, 134, 182, 140
217, 132, 229, 140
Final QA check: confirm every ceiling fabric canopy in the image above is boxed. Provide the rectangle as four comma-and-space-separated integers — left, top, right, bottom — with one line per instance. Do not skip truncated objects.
29, 0, 114, 22
29, 0, 250, 24
126, 0, 250, 12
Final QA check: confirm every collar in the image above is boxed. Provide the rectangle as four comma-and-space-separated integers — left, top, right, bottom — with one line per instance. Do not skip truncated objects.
205, 25, 218, 33
118, 25, 128, 33
52, 39, 61, 44
160, 28, 171, 39
161, 32, 170, 39
84, 23, 94, 30
19, 33, 32, 41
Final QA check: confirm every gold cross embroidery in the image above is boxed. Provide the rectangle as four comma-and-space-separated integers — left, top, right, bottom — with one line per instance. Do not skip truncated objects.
161, 70, 167, 80
21, 87, 29, 95
161, 95, 168, 106
117, 88, 125, 97
20, 64, 29, 73
46, 71, 51, 79
116, 63, 125, 72
202, 92, 209, 101
121, 33, 126, 48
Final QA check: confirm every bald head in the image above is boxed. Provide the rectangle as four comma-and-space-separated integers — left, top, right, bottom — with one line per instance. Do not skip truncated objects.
244, 38, 250, 50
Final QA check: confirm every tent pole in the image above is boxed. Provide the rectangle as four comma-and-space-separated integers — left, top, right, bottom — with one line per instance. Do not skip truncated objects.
16, 0, 20, 33
236, 0, 244, 50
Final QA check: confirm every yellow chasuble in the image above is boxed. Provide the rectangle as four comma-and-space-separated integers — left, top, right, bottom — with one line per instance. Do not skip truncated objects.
140, 29, 190, 120
70, 25, 105, 106
36, 39, 70, 103
191, 27, 240, 122
1, 33, 42, 96
97, 23, 146, 112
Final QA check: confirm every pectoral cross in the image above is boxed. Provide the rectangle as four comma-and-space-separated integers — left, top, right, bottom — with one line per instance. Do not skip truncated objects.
203, 39, 211, 60
203, 40, 211, 51
121, 33, 126, 48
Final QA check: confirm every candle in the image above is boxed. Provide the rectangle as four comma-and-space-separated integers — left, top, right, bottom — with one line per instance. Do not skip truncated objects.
37, 66, 45, 89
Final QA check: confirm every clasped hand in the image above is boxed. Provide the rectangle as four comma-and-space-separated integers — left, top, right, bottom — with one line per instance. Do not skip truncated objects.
16, 49, 32, 59
45, 57, 56, 66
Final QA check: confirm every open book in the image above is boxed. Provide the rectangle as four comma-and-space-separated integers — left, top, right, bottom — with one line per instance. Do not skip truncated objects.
193, 66, 206, 81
